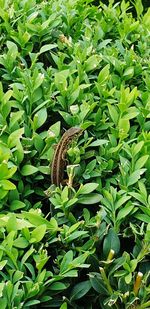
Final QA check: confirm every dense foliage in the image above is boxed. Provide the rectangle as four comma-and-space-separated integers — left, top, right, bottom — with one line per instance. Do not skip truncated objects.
0, 0, 150, 308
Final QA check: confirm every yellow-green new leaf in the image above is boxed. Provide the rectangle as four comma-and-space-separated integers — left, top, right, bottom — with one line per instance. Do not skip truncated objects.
30, 224, 47, 243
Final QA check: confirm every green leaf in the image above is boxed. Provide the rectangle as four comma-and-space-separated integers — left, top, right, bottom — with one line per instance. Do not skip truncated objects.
109, 256, 126, 277
0, 260, 7, 270
138, 181, 147, 198
30, 224, 47, 243
9, 111, 24, 129
65, 231, 88, 242
38, 165, 49, 174
33, 108, 47, 130
134, 214, 150, 223
85, 55, 101, 72
23, 212, 58, 232
89, 272, 108, 294
49, 121, 61, 137
122, 107, 139, 120
0, 282, 5, 298
60, 303, 67, 309
115, 195, 131, 210
6, 214, 17, 232
7, 41, 18, 60
135, 155, 149, 170
103, 228, 120, 257
33, 73, 44, 91
13, 237, 29, 248
97, 64, 110, 85
33, 133, 44, 153
13, 270, 23, 284
77, 183, 99, 195
143, 8, 150, 30
0, 298, 7, 309
127, 169, 146, 187
125, 272, 132, 284
50, 282, 67, 291
39, 44, 57, 54
117, 204, 134, 221
21, 247, 35, 265
118, 118, 130, 138
0, 180, 16, 190
71, 252, 90, 268
135, 0, 143, 16
139, 206, 150, 216
21, 165, 38, 176
123, 67, 134, 79
78, 193, 102, 204
130, 259, 137, 272
129, 192, 146, 205
133, 141, 144, 156
70, 280, 91, 301
24, 300, 40, 307
88, 139, 108, 147
59, 111, 72, 125
27, 11, 38, 22
108, 104, 119, 125
60, 250, 73, 274
68, 222, 83, 234
10, 200, 26, 211
8, 128, 24, 148
54, 70, 69, 92
62, 270, 78, 278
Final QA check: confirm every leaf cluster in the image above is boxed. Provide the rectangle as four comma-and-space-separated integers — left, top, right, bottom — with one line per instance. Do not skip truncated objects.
0, 0, 150, 308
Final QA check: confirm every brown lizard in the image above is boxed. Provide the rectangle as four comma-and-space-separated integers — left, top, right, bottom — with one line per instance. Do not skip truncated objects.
51, 127, 83, 186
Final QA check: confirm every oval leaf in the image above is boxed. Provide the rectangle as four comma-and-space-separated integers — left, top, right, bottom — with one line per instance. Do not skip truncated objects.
78, 193, 102, 204
103, 228, 120, 257
31, 224, 47, 242
78, 183, 99, 195
33, 108, 47, 130
21, 165, 38, 176
70, 280, 91, 301
127, 169, 146, 187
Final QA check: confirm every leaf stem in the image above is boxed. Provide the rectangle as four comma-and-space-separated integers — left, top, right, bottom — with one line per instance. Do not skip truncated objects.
99, 267, 119, 309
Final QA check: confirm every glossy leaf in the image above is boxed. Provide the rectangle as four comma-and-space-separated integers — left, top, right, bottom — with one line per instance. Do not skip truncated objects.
70, 280, 91, 300
21, 165, 38, 176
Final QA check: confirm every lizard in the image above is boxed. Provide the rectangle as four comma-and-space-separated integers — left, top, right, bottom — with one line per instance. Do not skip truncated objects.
51, 127, 83, 186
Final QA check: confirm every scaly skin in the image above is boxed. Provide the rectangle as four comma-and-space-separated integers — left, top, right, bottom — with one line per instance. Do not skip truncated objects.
51, 127, 82, 186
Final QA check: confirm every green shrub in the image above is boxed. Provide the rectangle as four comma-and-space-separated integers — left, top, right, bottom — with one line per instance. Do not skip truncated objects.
0, 0, 149, 308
